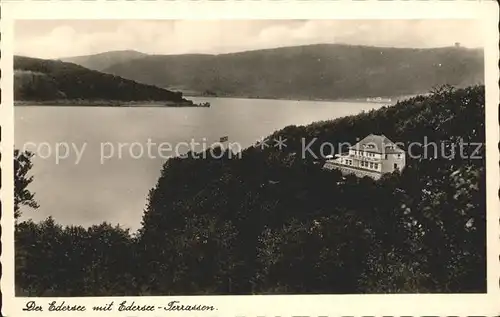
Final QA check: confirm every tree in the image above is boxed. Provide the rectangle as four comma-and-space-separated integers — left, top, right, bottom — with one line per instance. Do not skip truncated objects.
14, 149, 39, 219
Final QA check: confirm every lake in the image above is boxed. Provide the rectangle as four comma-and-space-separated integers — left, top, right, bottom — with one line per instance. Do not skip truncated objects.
15, 97, 386, 231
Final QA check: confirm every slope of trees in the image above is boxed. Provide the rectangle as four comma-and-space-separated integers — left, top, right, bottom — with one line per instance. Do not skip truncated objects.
15, 85, 486, 295
100, 44, 484, 100
14, 56, 185, 102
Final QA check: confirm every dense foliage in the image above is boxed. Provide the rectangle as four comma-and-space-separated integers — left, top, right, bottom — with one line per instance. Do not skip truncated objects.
16, 220, 137, 296
14, 56, 185, 102
102, 44, 484, 99
15, 85, 486, 295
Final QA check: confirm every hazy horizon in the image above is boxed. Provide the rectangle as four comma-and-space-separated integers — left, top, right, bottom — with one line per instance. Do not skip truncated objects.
15, 20, 483, 59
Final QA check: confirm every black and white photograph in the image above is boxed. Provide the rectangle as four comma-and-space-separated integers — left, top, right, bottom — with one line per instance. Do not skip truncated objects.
6, 13, 495, 306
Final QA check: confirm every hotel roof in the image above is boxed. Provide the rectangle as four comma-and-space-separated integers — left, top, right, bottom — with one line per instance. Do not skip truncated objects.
349, 134, 404, 154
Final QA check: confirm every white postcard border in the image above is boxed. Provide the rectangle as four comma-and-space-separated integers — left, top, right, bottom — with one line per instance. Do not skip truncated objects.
1, 1, 499, 316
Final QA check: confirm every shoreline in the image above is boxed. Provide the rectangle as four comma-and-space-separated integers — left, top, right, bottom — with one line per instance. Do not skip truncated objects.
14, 100, 206, 107
184, 94, 422, 103
14, 93, 424, 107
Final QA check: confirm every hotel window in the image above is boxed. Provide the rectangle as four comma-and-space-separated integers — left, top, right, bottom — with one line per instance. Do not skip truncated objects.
369, 162, 373, 168
374, 163, 378, 169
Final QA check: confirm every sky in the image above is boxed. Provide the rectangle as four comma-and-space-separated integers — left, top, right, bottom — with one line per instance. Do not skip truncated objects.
14, 20, 483, 59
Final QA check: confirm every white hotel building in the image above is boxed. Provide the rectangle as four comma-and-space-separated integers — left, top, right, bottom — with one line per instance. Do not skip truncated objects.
323, 134, 406, 180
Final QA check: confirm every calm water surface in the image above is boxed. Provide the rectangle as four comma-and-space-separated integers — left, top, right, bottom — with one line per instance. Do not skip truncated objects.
15, 97, 385, 231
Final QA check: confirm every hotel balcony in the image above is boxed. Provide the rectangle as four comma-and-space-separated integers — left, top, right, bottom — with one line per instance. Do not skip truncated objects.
323, 160, 382, 180
351, 155, 382, 162
337, 154, 382, 163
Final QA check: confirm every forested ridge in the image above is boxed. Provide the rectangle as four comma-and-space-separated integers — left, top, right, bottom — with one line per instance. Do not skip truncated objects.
96, 44, 484, 100
61, 50, 147, 72
14, 56, 185, 102
15, 85, 485, 295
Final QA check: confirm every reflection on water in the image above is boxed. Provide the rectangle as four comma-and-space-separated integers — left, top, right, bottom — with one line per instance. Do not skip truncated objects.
15, 97, 385, 231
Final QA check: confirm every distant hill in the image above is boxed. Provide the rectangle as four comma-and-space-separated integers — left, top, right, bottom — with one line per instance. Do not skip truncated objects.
91, 44, 484, 100
60, 50, 147, 72
14, 56, 185, 102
